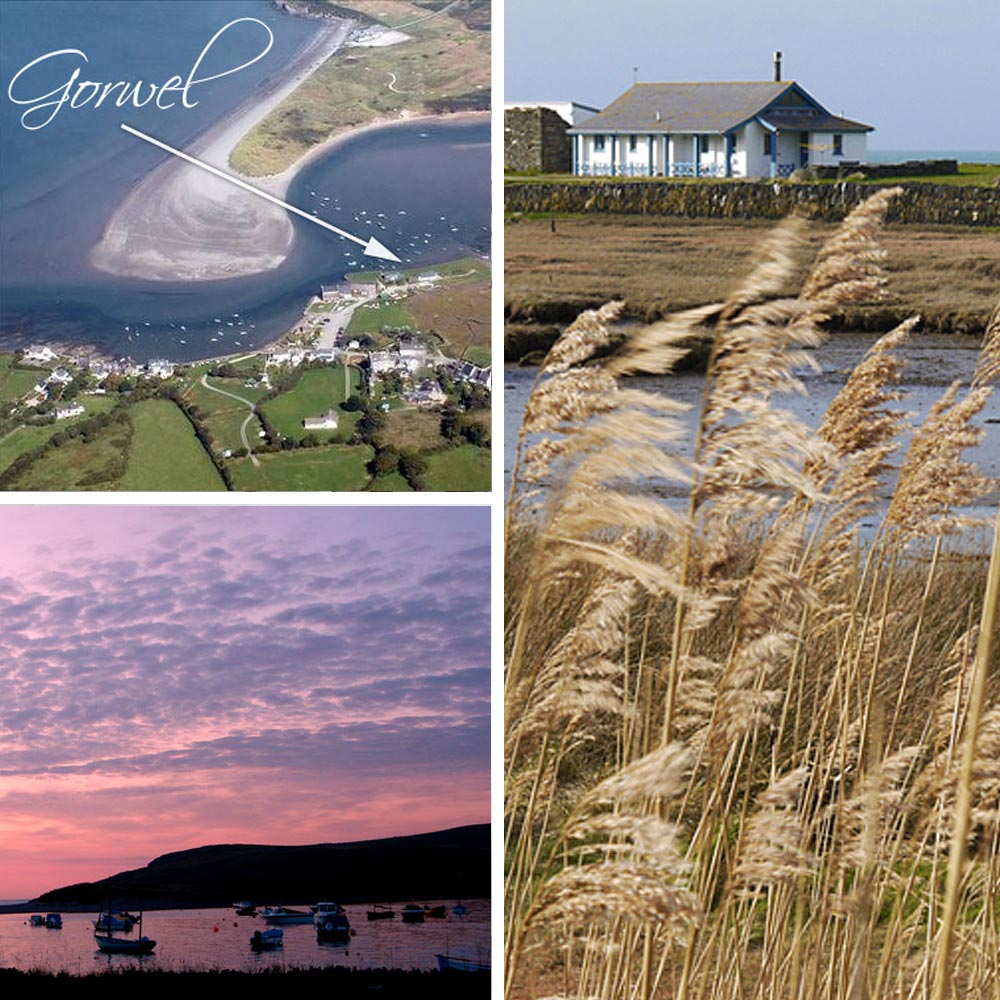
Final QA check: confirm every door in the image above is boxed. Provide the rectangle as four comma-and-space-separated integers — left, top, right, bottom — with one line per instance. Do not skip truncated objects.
799, 131, 809, 167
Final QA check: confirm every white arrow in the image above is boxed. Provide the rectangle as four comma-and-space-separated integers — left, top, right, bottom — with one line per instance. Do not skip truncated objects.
120, 122, 402, 262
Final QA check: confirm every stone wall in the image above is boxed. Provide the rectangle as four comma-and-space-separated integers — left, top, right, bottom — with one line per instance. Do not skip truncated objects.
810, 159, 959, 180
505, 180, 1000, 226
504, 108, 572, 173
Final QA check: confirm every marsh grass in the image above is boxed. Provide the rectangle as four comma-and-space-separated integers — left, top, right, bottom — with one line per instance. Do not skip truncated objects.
505, 191, 1000, 1000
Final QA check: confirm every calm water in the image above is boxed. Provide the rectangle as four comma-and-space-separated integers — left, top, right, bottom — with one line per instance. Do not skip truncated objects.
505, 333, 1000, 512
868, 149, 1000, 164
0, 1, 489, 361
0, 901, 489, 974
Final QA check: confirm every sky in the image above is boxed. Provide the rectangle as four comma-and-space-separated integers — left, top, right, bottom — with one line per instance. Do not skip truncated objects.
0, 506, 490, 900
504, 0, 1000, 151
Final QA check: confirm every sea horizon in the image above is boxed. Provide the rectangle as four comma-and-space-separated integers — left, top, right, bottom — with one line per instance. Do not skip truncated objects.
868, 147, 1000, 164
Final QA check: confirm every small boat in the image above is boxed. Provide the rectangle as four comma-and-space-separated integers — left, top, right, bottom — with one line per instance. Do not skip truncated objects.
450, 903, 468, 917
262, 905, 313, 925
250, 927, 283, 951
316, 910, 351, 943
45, 913, 63, 929
234, 901, 257, 917
94, 903, 155, 955
437, 954, 491, 973
311, 901, 344, 923
401, 904, 425, 923
29, 914, 45, 926
366, 904, 395, 921
424, 904, 448, 919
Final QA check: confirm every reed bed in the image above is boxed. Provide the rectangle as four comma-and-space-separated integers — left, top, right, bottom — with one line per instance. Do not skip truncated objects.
505, 191, 1000, 1000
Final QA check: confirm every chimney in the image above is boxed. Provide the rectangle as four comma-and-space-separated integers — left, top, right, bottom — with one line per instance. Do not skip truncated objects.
773, 50, 782, 82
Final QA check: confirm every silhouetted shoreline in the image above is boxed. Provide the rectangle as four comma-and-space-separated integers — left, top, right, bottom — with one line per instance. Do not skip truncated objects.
0, 966, 489, 997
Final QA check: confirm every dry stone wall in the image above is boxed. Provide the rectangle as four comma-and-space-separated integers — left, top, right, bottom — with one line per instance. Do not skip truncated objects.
505, 180, 1000, 226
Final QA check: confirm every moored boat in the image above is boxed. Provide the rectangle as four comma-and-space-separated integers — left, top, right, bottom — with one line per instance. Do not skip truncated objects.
316, 910, 351, 943
29, 914, 45, 926
262, 905, 313, 925
367, 903, 395, 921
424, 904, 447, 918
450, 903, 468, 917
94, 903, 155, 955
250, 927, 284, 951
45, 913, 63, 929
401, 903, 425, 923
234, 901, 257, 917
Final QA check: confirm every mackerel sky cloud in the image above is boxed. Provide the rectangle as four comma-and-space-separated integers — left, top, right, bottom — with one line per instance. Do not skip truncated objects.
0, 506, 490, 899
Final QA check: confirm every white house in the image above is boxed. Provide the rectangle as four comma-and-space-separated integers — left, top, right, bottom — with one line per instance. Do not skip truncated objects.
23, 345, 59, 364
569, 56, 872, 180
54, 403, 85, 420
302, 410, 339, 431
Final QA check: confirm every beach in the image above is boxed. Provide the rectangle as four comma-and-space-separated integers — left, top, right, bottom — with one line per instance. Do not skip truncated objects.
90, 16, 352, 282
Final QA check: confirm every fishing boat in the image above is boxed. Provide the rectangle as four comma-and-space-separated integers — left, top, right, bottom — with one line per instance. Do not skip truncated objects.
45, 913, 63, 929
250, 927, 284, 951
401, 904, 425, 923
261, 905, 313, 925
436, 954, 491, 973
94, 903, 156, 955
29, 914, 45, 926
366, 904, 395, 921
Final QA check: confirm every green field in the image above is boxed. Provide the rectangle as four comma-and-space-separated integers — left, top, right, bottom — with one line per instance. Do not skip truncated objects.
185, 375, 269, 454
229, 444, 374, 491
0, 357, 46, 403
423, 444, 490, 491
261, 366, 361, 442
119, 399, 226, 491
367, 471, 413, 492
0, 397, 119, 477
2, 412, 132, 491
347, 299, 414, 335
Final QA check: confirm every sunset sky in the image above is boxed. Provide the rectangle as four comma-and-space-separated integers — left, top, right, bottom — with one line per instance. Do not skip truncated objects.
0, 505, 490, 900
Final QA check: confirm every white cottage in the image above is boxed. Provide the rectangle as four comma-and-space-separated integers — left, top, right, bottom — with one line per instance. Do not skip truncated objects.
570, 55, 872, 180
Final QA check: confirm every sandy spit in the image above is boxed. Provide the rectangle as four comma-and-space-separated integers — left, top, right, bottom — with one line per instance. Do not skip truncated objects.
90, 18, 351, 283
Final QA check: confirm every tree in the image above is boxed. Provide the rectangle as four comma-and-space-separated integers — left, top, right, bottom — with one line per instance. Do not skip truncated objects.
462, 422, 489, 447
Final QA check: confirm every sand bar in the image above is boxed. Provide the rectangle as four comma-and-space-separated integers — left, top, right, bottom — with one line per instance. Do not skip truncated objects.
91, 17, 352, 282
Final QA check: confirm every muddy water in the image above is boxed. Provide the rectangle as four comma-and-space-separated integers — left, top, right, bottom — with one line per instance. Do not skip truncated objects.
505, 332, 1000, 520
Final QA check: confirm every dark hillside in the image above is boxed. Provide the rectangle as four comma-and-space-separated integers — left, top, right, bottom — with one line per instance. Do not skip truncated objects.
31, 824, 488, 908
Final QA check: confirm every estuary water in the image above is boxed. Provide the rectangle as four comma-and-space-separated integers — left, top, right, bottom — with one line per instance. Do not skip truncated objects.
0, 900, 490, 974
0, 1, 489, 362
505, 332, 1000, 513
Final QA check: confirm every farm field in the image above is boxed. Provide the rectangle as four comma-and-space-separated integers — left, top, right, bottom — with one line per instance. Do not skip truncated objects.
228, 444, 374, 491
0, 396, 119, 478
118, 400, 226, 491
0, 357, 46, 403
423, 444, 490, 491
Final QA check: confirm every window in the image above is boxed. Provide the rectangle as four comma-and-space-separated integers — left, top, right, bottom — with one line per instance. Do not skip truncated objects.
763, 133, 773, 156
629, 135, 638, 152
594, 135, 605, 153
833, 134, 843, 156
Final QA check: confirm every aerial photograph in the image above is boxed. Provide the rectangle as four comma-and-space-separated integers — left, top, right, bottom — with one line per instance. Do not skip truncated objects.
0, 0, 491, 491
504, 2, 1000, 998
0, 506, 490, 996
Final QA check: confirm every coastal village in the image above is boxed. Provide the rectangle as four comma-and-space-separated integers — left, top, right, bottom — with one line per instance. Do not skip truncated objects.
0, 259, 490, 491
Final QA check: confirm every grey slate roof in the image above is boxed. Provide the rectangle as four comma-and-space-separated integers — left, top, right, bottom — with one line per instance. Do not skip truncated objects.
758, 109, 873, 133
569, 81, 870, 134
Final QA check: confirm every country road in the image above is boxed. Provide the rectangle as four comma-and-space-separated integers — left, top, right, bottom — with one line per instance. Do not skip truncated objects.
200, 374, 260, 467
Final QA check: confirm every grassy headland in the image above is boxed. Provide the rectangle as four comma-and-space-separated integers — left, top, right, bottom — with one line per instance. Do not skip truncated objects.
232, 0, 490, 176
